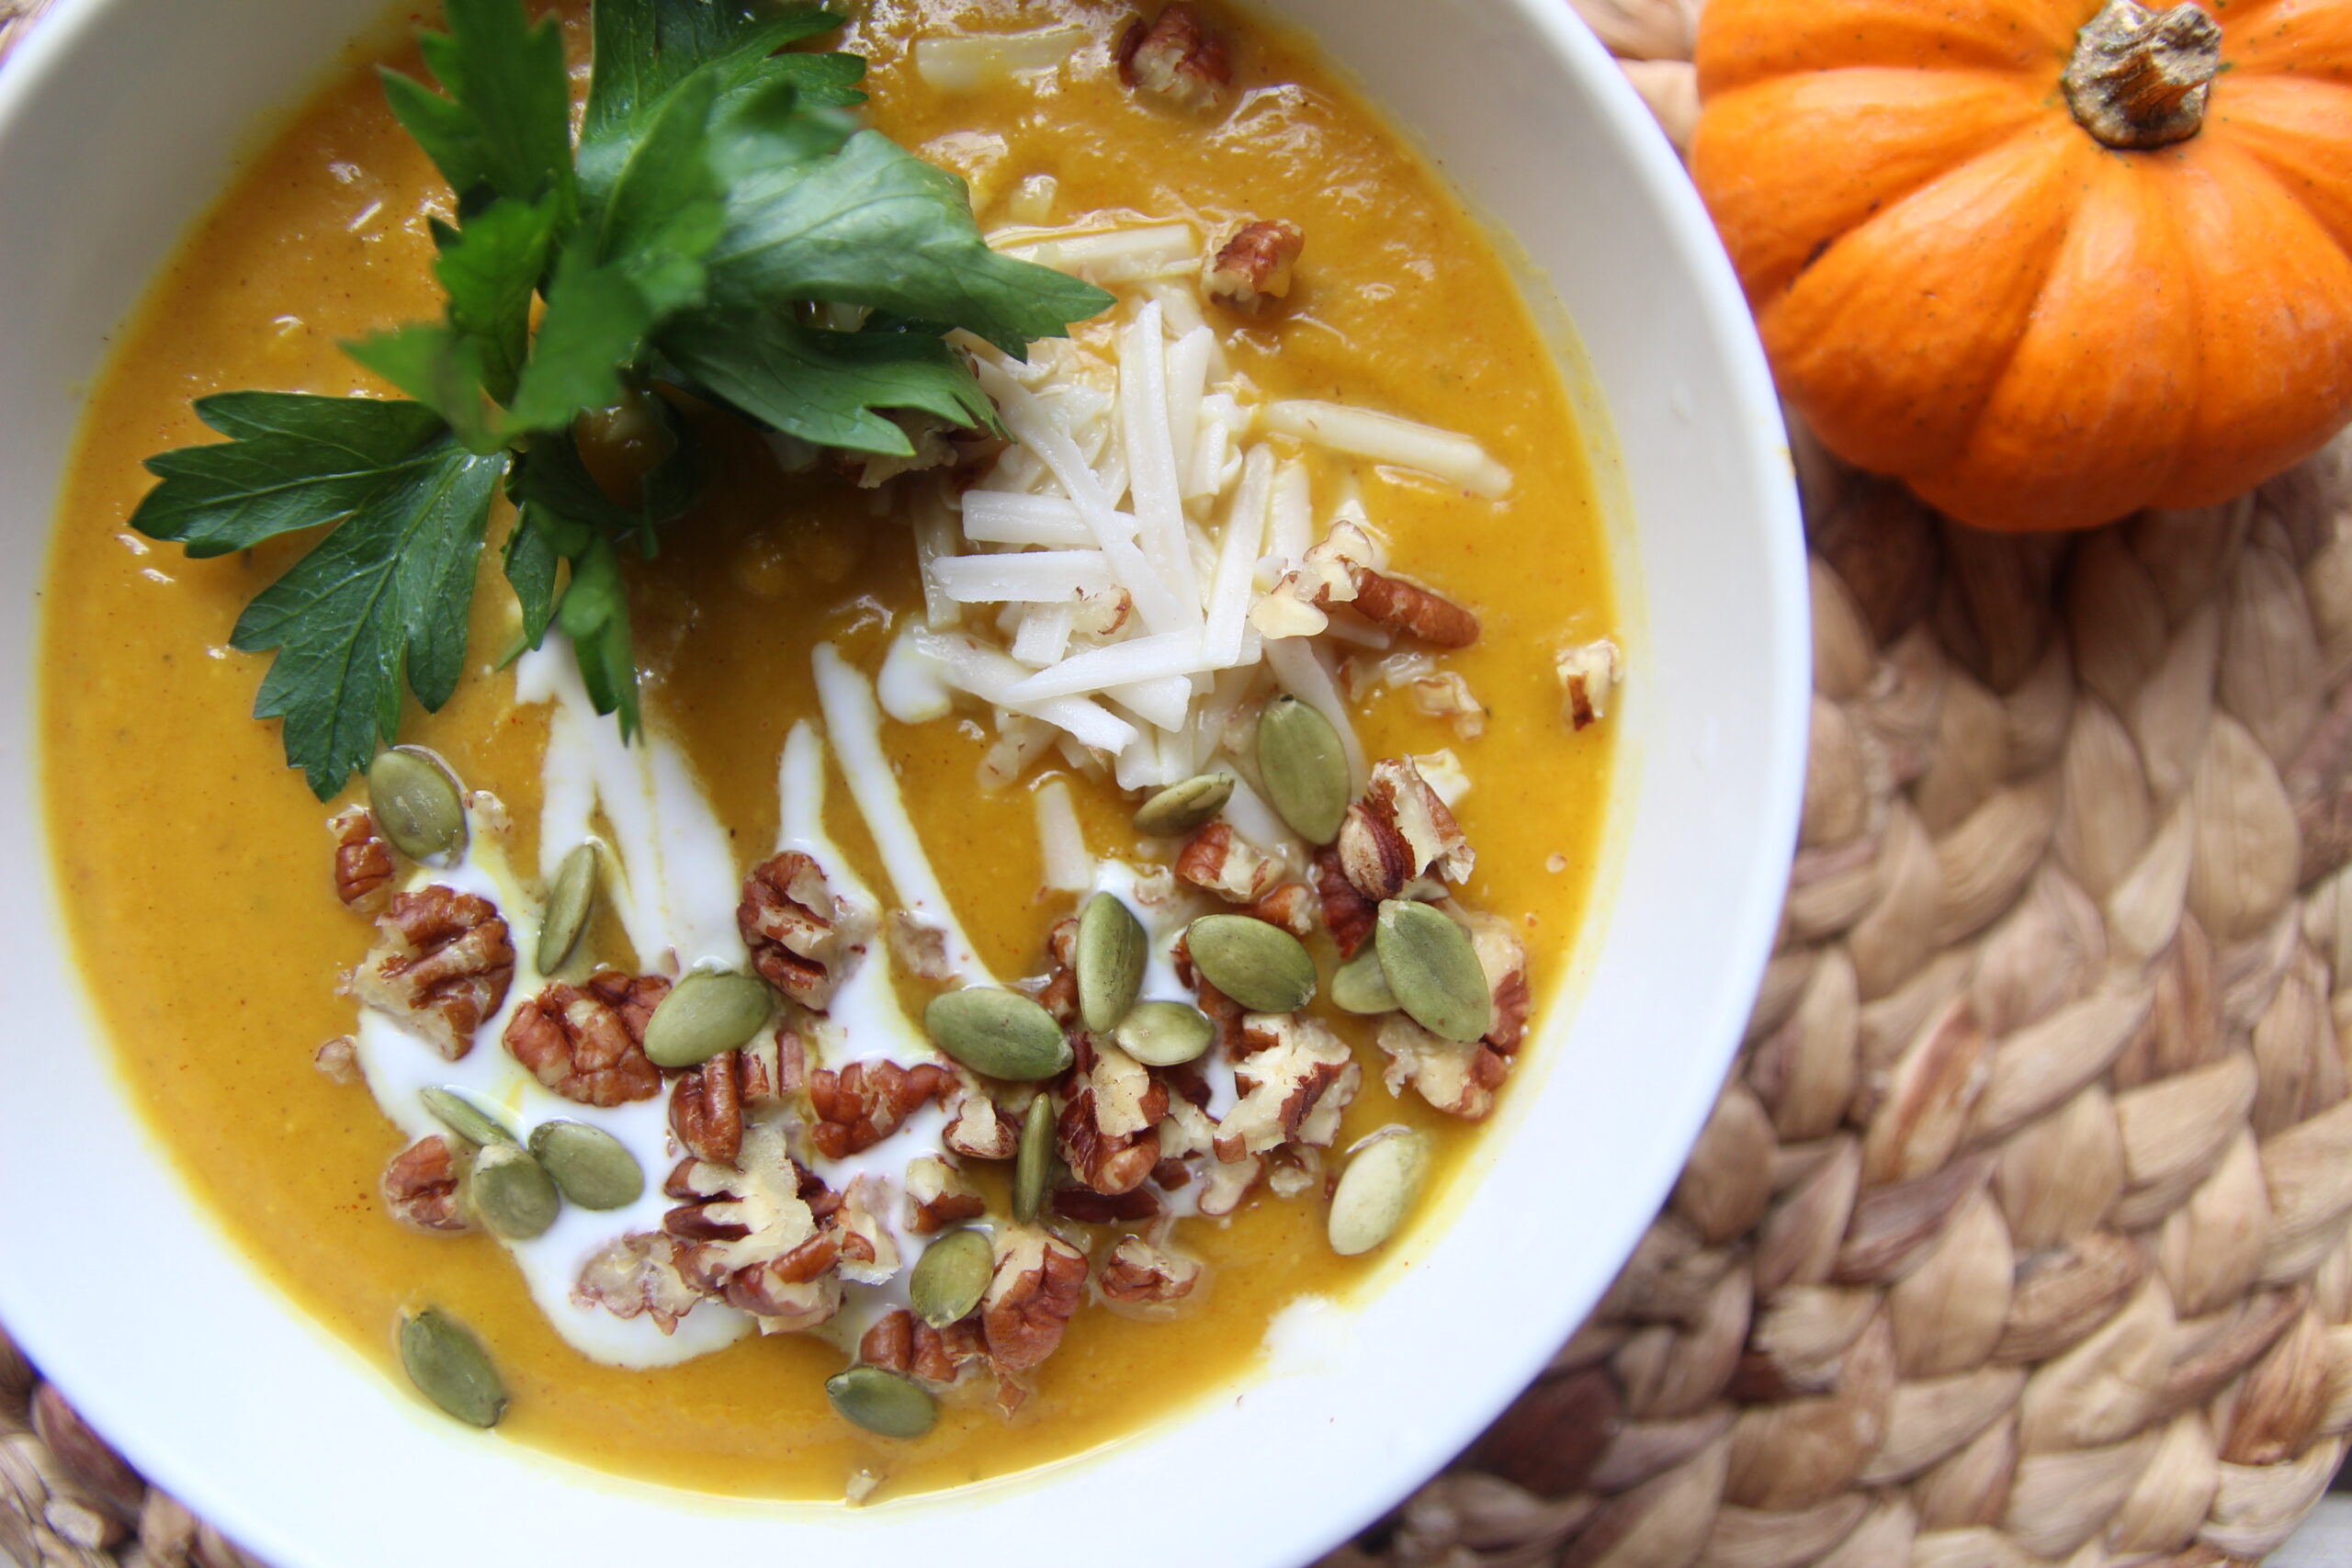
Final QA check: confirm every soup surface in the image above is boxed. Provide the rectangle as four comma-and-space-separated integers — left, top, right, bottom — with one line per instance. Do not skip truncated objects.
40, 0, 1618, 1499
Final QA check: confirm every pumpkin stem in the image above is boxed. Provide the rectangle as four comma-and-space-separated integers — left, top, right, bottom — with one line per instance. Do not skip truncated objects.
2064, 0, 2223, 150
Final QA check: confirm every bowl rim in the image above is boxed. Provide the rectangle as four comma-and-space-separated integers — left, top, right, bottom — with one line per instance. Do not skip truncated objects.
0, 1, 1807, 1562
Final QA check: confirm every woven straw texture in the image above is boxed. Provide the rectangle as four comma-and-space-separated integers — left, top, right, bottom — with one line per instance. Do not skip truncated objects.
13, 4, 2352, 1567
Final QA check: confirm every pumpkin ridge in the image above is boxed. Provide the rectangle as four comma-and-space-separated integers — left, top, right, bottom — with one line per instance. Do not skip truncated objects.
1695, 0, 2079, 98
2209, 76, 2352, 266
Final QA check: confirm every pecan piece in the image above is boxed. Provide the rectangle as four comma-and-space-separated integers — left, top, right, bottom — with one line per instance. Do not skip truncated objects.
1337, 758, 1475, 903
1031, 914, 1081, 1025
862, 1307, 989, 1385
738, 851, 869, 1010
1557, 638, 1623, 729
982, 1227, 1089, 1372
1115, 3, 1230, 111
574, 1232, 708, 1334
1081, 1036, 1171, 1139
904, 1156, 986, 1234
1204, 219, 1304, 311
1314, 846, 1376, 957
327, 806, 393, 913
1378, 1014, 1510, 1120
1058, 1089, 1160, 1196
663, 1123, 843, 1331
313, 1035, 361, 1085
944, 1092, 1020, 1160
1462, 909, 1533, 1052
1351, 569, 1479, 648
350, 886, 514, 1060
1098, 1235, 1202, 1309
833, 1178, 903, 1287
888, 910, 957, 983
809, 1059, 956, 1159
1053, 1186, 1165, 1224
670, 1049, 744, 1165
505, 969, 669, 1107
1243, 881, 1319, 938
1176, 821, 1282, 904
382, 1134, 469, 1233
1214, 1014, 1360, 1162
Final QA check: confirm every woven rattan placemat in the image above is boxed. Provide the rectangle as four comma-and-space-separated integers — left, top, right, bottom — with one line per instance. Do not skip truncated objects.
14, 4, 2352, 1565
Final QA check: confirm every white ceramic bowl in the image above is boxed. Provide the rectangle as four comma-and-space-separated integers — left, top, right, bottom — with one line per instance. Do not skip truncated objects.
0, 2, 1804, 1562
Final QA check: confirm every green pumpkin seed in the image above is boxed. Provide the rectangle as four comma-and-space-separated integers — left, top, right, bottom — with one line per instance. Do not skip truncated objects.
1374, 900, 1494, 1043
466, 1143, 561, 1240
528, 1120, 643, 1210
421, 1086, 518, 1148
924, 987, 1073, 1081
826, 1365, 938, 1439
1256, 695, 1351, 845
398, 1309, 507, 1428
1184, 913, 1317, 1014
536, 841, 601, 974
1328, 1128, 1431, 1256
643, 969, 773, 1068
1076, 892, 1147, 1033
1134, 772, 1235, 836
909, 1228, 995, 1329
1330, 945, 1398, 1015
368, 747, 468, 862
1013, 1093, 1055, 1224
1113, 999, 1215, 1066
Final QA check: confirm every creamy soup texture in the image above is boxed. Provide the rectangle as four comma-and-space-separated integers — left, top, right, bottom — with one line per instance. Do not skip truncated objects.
40, 0, 1618, 1499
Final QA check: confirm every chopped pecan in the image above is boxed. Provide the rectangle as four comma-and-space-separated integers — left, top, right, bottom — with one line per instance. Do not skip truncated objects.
664, 1122, 844, 1330
1053, 1186, 1164, 1224
1243, 881, 1319, 938
1215, 1014, 1360, 1161
574, 1232, 707, 1333
738, 851, 870, 1010
313, 1035, 361, 1085
1557, 638, 1623, 729
1204, 219, 1304, 311
1267, 1146, 1325, 1200
1058, 1088, 1159, 1196
888, 910, 957, 983
1378, 1014, 1510, 1120
944, 1092, 1021, 1160
350, 886, 514, 1060
1409, 671, 1487, 740
861, 1308, 989, 1384
1098, 1235, 1202, 1308
740, 1027, 800, 1109
1197, 1151, 1261, 1216
1314, 847, 1376, 957
1082, 1037, 1170, 1139
382, 1134, 469, 1233
904, 1156, 986, 1234
1031, 914, 1081, 1025
1176, 822, 1282, 904
982, 1227, 1089, 1371
833, 1179, 902, 1287
1463, 910, 1533, 1052
1351, 569, 1479, 648
1115, 3, 1230, 111
809, 1059, 956, 1158
504, 969, 668, 1107
669, 1050, 743, 1165
1337, 758, 1475, 903
327, 806, 393, 913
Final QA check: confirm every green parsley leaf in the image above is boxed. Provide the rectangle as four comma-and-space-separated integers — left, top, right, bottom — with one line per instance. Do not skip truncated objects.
554, 535, 641, 739
706, 129, 1113, 355
380, 0, 574, 215
502, 503, 565, 653
343, 323, 499, 451
504, 246, 662, 436
662, 309, 1000, 455
134, 393, 504, 797
594, 65, 729, 316
583, 0, 842, 150
433, 195, 560, 402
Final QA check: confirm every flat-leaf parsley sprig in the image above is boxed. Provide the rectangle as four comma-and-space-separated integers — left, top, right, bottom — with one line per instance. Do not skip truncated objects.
129, 0, 1113, 799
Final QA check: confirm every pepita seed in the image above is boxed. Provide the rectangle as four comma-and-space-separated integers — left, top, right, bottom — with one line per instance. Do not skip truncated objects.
1184, 913, 1317, 1014
466, 1142, 561, 1239
909, 1228, 994, 1329
528, 1120, 643, 1210
368, 747, 468, 862
1256, 695, 1350, 845
536, 841, 601, 974
643, 968, 773, 1068
1113, 999, 1215, 1066
1330, 944, 1398, 1015
1328, 1128, 1431, 1256
1134, 772, 1235, 836
1374, 899, 1494, 1043
421, 1085, 518, 1148
826, 1365, 938, 1439
1076, 892, 1147, 1033
924, 987, 1072, 1082
1013, 1093, 1055, 1224
399, 1308, 507, 1428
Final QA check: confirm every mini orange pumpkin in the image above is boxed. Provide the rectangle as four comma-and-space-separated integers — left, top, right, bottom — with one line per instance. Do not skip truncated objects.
1692, 0, 2352, 531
